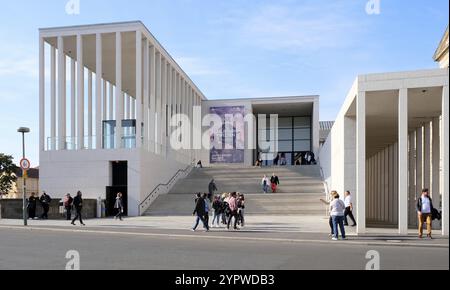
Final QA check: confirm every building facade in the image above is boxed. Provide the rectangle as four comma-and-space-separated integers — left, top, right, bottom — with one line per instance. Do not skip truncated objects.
38, 21, 320, 216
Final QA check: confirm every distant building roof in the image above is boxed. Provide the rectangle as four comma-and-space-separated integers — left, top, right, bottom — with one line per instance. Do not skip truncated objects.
320, 121, 334, 144
433, 26, 449, 63
15, 168, 39, 179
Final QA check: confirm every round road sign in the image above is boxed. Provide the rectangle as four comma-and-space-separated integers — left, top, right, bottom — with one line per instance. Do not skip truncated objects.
20, 158, 31, 170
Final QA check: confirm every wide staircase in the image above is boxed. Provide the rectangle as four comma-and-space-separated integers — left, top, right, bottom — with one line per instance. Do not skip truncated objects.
143, 165, 327, 216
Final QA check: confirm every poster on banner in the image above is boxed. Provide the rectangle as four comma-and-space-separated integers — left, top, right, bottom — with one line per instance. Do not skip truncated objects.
209, 106, 245, 164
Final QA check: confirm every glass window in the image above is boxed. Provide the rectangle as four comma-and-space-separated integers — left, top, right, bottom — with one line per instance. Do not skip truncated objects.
294, 128, 311, 140
278, 129, 293, 140
278, 117, 292, 129
294, 117, 311, 128
294, 140, 311, 151
278, 141, 292, 152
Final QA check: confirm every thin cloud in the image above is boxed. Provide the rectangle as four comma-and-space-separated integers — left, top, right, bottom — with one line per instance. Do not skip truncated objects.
0, 57, 38, 77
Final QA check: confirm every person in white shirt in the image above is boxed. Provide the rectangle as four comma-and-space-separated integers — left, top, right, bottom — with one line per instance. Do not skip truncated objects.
344, 191, 357, 227
416, 188, 434, 239
329, 193, 347, 241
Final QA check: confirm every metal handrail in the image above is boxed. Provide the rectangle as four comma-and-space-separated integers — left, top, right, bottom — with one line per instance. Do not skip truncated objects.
138, 163, 193, 215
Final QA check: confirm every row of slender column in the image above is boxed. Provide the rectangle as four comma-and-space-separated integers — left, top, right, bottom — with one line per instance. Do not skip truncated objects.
40, 30, 204, 159
355, 86, 449, 236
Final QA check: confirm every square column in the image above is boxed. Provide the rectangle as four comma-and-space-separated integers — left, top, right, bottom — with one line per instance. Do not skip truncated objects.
155, 52, 162, 154
115, 32, 123, 149
135, 31, 143, 149
408, 131, 417, 227
109, 82, 114, 120
143, 39, 149, 150
77, 34, 85, 150
88, 70, 93, 149
50, 45, 56, 151
356, 91, 366, 234
149, 45, 156, 152
102, 80, 107, 121
442, 85, 449, 236
398, 88, 408, 235
39, 37, 45, 152
71, 58, 76, 142
312, 98, 320, 156
423, 122, 431, 189
416, 127, 423, 199
96, 33, 103, 149
431, 117, 441, 230
57, 36, 66, 150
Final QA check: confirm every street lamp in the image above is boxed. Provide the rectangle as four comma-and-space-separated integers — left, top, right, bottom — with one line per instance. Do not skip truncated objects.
17, 127, 30, 226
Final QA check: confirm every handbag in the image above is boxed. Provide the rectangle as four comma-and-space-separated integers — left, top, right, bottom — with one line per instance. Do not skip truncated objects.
432, 208, 442, 221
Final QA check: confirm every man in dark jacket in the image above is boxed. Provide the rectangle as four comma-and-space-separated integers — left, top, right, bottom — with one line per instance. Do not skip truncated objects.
39, 192, 52, 219
192, 195, 209, 231
416, 188, 434, 239
71, 191, 85, 226
208, 179, 217, 202
27, 192, 38, 220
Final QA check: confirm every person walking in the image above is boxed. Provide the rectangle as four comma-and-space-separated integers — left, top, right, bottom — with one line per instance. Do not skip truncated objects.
39, 192, 52, 220
212, 195, 223, 228
320, 191, 338, 237
343, 191, 357, 227
227, 192, 239, 230
63, 193, 73, 220
208, 179, 217, 202
237, 193, 245, 228
270, 173, 280, 193
417, 188, 434, 239
329, 193, 346, 241
71, 191, 85, 226
261, 175, 269, 193
203, 193, 210, 228
27, 192, 38, 220
114, 192, 124, 221
192, 193, 209, 232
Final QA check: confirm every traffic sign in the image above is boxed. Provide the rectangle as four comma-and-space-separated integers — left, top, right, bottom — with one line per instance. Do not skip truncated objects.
20, 158, 31, 170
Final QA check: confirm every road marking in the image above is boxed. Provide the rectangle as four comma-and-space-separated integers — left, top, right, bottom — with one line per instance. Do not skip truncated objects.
0, 225, 447, 248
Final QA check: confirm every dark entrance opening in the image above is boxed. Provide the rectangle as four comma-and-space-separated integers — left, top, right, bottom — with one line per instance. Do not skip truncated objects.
105, 161, 128, 216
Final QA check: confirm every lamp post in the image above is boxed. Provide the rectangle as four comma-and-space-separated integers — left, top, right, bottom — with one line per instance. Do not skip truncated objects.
17, 127, 30, 226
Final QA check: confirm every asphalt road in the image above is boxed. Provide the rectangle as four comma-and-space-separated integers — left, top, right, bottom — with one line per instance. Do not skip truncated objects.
0, 226, 448, 270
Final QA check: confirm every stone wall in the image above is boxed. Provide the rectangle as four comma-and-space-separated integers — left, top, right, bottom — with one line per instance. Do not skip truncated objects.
0, 199, 97, 220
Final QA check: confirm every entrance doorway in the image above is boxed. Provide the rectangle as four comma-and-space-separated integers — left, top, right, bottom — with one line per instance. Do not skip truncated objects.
105, 161, 128, 216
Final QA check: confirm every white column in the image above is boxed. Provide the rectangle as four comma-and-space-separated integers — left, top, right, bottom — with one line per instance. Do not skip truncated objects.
143, 39, 149, 150
161, 58, 167, 155
155, 52, 162, 153
431, 117, 441, 229
96, 33, 103, 149
131, 98, 136, 119
115, 32, 123, 149
149, 45, 156, 152
167, 66, 173, 140
356, 91, 366, 234
124, 94, 129, 120
416, 127, 423, 198
39, 37, 45, 152
109, 82, 114, 120
398, 88, 408, 235
136, 30, 143, 149
102, 80, 107, 120
50, 45, 56, 150
77, 34, 84, 150
409, 131, 417, 227
57, 36, 66, 150
88, 70, 93, 149
442, 85, 449, 236
70, 58, 76, 143
423, 122, 431, 189
312, 98, 320, 156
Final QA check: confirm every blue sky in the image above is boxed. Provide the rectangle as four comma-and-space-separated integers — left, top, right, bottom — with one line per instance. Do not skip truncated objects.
0, 0, 448, 166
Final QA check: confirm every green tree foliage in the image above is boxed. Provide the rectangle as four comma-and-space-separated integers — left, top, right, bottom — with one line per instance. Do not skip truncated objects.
0, 153, 19, 196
